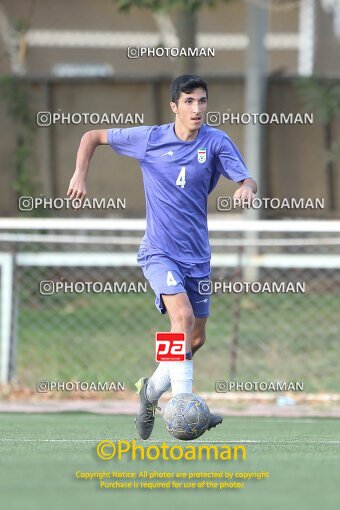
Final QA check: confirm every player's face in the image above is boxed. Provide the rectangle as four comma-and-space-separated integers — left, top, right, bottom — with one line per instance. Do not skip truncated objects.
170, 88, 207, 132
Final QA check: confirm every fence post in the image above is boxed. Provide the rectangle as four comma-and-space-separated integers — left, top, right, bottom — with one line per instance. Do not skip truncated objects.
0, 253, 14, 384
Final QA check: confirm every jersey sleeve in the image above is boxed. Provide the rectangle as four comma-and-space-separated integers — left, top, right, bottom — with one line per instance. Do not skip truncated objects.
215, 134, 251, 182
107, 126, 153, 161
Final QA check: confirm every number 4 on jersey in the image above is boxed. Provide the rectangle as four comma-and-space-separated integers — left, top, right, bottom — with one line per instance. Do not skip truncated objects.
176, 166, 186, 188
167, 271, 177, 286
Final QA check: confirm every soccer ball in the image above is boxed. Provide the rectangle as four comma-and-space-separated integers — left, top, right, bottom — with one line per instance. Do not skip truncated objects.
163, 393, 210, 441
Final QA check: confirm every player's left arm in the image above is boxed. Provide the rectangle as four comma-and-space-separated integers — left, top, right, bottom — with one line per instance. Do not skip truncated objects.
215, 134, 258, 202
234, 177, 257, 202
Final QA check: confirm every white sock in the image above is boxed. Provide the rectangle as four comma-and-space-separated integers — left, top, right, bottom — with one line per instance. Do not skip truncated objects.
168, 360, 193, 396
146, 362, 171, 403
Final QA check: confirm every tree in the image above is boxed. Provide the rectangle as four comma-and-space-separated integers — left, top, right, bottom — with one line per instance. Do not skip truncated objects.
113, 0, 231, 75
296, 77, 340, 211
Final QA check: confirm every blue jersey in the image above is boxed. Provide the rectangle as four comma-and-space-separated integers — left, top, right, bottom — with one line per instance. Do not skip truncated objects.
107, 123, 250, 263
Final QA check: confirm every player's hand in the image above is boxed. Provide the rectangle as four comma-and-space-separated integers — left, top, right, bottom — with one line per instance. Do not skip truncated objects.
67, 170, 87, 201
233, 184, 255, 208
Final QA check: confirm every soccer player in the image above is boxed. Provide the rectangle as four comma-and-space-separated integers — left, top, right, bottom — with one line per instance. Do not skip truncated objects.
68, 74, 257, 440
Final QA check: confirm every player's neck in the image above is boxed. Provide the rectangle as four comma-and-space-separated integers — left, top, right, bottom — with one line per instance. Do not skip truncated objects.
173, 122, 200, 142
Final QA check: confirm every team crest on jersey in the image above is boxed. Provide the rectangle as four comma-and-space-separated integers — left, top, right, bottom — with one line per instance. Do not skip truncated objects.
197, 148, 206, 163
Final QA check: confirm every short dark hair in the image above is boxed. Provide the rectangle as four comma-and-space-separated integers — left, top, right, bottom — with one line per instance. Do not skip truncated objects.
170, 74, 208, 104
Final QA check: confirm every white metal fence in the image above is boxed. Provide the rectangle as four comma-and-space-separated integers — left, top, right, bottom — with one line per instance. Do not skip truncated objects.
1, 218, 340, 392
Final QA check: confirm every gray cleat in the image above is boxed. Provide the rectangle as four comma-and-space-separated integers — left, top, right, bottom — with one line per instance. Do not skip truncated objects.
207, 414, 223, 430
135, 377, 160, 440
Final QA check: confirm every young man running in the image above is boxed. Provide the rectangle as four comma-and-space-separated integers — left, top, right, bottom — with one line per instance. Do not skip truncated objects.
68, 74, 257, 440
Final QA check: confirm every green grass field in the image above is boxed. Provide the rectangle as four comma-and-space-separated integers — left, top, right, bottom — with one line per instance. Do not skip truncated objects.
1, 413, 339, 510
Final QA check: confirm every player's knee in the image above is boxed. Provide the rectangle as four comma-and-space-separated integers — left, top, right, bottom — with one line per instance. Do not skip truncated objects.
172, 306, 195, 332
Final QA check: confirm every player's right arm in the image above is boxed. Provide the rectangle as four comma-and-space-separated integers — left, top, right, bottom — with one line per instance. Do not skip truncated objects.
67, 129, 107, 199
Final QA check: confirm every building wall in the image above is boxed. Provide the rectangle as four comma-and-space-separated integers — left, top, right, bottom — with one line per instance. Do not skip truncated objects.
0, 0, 310, 76
1, 77, 339, 218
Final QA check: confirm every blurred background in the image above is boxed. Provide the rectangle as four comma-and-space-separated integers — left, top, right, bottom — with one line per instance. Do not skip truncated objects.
0, 0, 339, 401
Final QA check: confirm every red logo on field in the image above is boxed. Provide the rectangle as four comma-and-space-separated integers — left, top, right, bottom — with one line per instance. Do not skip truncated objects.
155, 332, 186, 361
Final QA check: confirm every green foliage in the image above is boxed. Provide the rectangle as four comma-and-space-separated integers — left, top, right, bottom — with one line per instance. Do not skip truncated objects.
295, 76, 340, 210
13, 18, 30, 33
114, 0, 225, 13
0, 75, 38, 206
0, 75, 31, 126
295, 76, 340, 125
